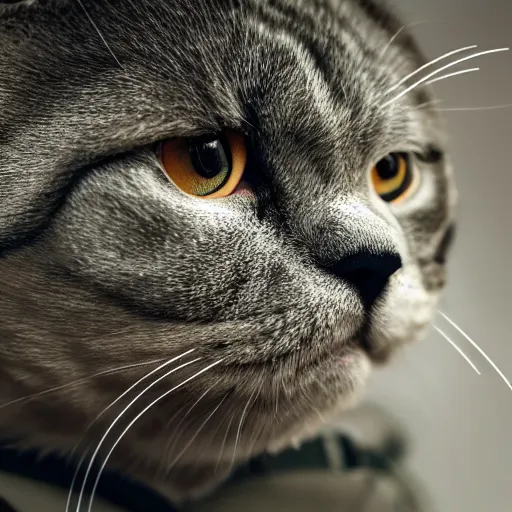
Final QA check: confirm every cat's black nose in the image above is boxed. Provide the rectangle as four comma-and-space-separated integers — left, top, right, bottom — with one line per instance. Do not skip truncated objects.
330, 251, 402, 309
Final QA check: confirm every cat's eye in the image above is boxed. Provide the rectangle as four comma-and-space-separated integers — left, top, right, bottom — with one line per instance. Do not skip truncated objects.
370, 153, 414, 203
160, 131, 246, 198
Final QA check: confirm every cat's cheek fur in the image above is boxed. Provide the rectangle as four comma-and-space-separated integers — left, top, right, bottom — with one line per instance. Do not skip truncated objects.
368, 264, 437, 360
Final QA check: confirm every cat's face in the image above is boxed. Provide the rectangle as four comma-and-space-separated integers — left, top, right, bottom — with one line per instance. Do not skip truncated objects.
0, 0, 455, 495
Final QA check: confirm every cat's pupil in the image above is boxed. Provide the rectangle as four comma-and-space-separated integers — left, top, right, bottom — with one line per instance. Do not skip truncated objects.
376, 154, 400, 180
189, 135, 231, 179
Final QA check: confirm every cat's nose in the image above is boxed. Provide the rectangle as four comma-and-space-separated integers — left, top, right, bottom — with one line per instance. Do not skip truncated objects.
330, 251, 402, 309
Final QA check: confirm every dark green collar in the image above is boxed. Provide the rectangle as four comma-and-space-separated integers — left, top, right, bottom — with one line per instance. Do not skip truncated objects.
0, 433, 376, 512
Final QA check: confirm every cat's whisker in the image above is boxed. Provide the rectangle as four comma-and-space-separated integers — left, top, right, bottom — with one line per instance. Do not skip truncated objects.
381, 47, 509, 109
198, 395, 235, 459
163, 401, 190, 431
244, 378, 265, 458
0, 358, 166, 410
66, 446, 92, 512
65, 349, 196, 512
273, 374, 280, 419
167, 392, 228, 471
378, 24, 408, 61
155, 402, 191, 475
410, 98, 512, 113
433, 325, 481, 375
77, 0, 123, 69
83, 353, 195, 433
425, 67, 480, 87
86, 360, 224, 512
437, 103, 512, 112
74, 354, 202, 512
407, 99, 443, 112
229, 388, 257, 472
164, 380, 219, 456
215, 413, 236, 472
438, 311, 512, 391
382, 45, 477, 97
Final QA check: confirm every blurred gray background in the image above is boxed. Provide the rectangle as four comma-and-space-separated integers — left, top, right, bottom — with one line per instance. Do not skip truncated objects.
367, 1, 512, 511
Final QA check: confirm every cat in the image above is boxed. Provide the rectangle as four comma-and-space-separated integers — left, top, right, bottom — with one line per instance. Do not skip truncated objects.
0, 0, 457, 507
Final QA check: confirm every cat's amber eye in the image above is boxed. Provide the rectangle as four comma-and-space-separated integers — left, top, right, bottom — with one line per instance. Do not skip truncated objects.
160, 131, 246, 198
370, 153, 414, 203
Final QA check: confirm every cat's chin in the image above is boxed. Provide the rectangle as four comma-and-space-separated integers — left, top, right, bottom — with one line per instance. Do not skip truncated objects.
266, 377, 368, 455
223, 346, 370, 443
133, 360, 370, 505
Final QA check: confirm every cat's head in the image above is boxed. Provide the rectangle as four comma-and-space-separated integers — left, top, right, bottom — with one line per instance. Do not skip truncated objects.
0, 0, 455, 494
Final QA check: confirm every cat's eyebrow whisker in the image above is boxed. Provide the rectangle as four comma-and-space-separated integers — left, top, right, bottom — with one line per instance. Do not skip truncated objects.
73, 354, 202, 512
382, 45, 477, 97
379, 24, 407, 59
77, 0, 124, 70
381, 47, 509, 109
425, 67, 480, 87
216, 412, 236, 472
438, 311, 512, 391
433, 325, 481, 375
86, 360, 224, 512
0, 358, 166, 410
65, 348, 196, 512
379, 22, 427, 61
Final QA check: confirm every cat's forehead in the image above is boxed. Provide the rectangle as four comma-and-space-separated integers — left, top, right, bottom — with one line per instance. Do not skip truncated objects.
1, 0, 438, 168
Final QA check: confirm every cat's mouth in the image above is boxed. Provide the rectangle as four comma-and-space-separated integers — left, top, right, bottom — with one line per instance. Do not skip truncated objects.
204, 297, 409, 378
360, 337, 394, 364
206, 315, 395, 372
358, 326, 396, 364
216, 333, 368, 375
